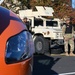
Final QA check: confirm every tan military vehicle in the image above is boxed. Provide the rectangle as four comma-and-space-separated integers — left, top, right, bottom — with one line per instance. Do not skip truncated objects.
19, 6, 64, 54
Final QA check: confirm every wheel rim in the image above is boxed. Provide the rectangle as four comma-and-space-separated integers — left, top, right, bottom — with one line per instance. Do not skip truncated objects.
36, 41, 43, 51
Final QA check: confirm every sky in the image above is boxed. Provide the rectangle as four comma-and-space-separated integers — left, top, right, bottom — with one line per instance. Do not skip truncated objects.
72, 0, 75, 8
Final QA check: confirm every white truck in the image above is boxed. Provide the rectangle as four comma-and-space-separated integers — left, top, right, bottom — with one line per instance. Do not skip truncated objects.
19, 6, 64, 54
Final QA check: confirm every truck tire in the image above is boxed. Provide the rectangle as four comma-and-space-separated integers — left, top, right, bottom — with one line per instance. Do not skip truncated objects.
34, 36, 49, 54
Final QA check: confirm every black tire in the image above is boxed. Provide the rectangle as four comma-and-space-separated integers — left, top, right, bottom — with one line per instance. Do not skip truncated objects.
34, 36, 49, 54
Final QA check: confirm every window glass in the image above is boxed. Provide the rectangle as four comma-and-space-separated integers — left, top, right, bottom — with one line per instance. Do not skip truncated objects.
34, 19, 43, 26
46, 21, 58, 27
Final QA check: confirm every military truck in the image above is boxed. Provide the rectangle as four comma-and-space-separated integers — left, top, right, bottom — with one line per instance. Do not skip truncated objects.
19, 6, 64, 54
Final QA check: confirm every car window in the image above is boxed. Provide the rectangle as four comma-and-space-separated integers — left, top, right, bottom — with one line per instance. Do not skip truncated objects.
46, 21, 58, 27
34, 19, 43, 26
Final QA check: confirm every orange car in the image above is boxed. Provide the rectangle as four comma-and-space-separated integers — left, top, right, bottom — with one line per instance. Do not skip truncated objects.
0, 6, 34, 75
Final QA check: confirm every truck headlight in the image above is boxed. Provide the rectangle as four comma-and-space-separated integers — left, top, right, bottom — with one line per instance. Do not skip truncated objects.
5, 31, 34, 64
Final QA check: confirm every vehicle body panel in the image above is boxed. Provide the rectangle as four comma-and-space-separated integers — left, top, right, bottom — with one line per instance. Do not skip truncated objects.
0, 6, 33, 75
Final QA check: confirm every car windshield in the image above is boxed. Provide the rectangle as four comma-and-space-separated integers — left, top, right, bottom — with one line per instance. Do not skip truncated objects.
46, 21, 58, 27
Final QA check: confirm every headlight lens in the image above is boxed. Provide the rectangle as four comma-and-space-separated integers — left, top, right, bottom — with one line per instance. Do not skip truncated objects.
5, 31, 34, 64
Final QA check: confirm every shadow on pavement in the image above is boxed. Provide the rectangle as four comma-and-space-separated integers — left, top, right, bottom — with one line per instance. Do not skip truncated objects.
32, 54, 61, 75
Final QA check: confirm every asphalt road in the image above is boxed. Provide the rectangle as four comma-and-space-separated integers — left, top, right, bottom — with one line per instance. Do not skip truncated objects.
32, 54, 75, 75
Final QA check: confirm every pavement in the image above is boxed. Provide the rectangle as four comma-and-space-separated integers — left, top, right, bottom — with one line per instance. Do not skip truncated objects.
32, 54, 75, 75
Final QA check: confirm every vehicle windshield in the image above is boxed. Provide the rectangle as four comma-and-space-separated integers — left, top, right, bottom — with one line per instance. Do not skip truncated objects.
46, 21, 58, 27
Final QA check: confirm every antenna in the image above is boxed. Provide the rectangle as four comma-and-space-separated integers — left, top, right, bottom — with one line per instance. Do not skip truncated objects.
0, 0, 4, 4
